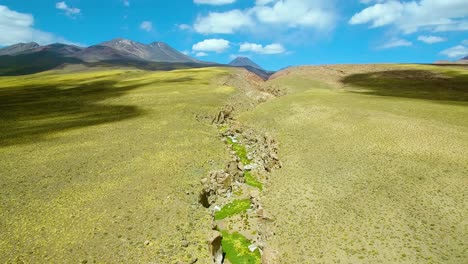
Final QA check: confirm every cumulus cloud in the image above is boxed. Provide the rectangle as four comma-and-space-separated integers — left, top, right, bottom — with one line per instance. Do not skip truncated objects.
254, 0, 335, 30
56, 1, 80, 17
194, 0, 236, 5
440, 44, 468, 58
192, 39, 230, 53
360, 0, 385, 4
239, 42, 286, 54
417, 35, 447, 44
194, 10, 252, 34
194, 0, 336, 34
195, 52, 208, 57
350, 0, 468, 34
177, 24, 192, 30
140, 21, 153, 32
379, 38, 412, 49
0, 5, 78, 46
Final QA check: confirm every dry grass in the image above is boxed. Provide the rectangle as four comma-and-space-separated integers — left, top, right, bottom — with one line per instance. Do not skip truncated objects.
0, 67, 235, 263
241, 64, 468, 263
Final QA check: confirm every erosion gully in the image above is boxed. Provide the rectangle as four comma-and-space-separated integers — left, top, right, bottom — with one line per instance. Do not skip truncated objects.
198, 112, 282, 264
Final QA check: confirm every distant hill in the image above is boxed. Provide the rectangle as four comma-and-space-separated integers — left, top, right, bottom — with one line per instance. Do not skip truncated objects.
228, 57, 275, 80
0, 39, 203, 76
0, 40, 275, 79
458, 56, 468, 64
0, 42, 40, 56
0, 50, 82, 76
229, 57, 264, 70
100, 38, 198, 63
434, 55, 468, 65
74, 45, 141, 62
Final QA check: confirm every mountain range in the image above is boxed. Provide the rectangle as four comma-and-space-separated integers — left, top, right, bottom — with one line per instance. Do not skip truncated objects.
0, 39, 273, 78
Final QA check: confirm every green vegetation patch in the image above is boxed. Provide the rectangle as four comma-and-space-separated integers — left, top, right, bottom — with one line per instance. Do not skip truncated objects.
244, 171, 263, 191
220, 230, 261, 264
226, 137, 251, 165
215, 199, 251, 220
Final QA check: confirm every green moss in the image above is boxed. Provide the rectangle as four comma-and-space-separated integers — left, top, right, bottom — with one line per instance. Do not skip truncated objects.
220, 230, 261, 264
218, 124, 229, 133
226, 137, 251, 165
244, 171, 263, 191
214, 199, 251, 220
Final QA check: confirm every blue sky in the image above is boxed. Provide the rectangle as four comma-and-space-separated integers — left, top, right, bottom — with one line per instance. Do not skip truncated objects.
0, 0, 467, 70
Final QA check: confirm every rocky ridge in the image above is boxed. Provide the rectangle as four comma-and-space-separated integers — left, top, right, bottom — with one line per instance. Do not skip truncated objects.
198, 69, 285, 263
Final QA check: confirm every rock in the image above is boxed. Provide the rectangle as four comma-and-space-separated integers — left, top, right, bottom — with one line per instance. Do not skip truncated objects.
212, 106, 233, 124
237, 162, 244, 171
190, 257, 198, 264
243, 164, 257, 170
248, 244, 258, 252
207, 230, 223, 264
144, 240, 150, 246
262, 248, 279, 264
226, 161, 239, 176
256, 208, 264, 218
181, 240, 189, 247
250, 190, 260, 199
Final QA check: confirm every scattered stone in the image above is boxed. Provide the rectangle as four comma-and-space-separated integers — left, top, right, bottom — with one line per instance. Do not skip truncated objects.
237, 162, 244, 171
207, 230, 223, 264
144, 240, 150, 246
250, 190, 260, 199
181, 240, 189, 248
243, 164, 257, 170
212, 106, 234, 124
262, 248, 279, 264
248, 244, 258, 252
256, 208, 264, 218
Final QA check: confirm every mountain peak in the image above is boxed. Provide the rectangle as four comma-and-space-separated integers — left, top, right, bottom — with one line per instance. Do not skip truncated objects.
229, 56, 264, 70
149, 42, 168, 46
0, 42, 41, 56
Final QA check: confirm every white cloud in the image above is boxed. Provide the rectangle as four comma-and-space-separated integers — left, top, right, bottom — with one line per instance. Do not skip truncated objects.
194, 0, 236, 5
140, 21, 153, 32
417, 35, 447, 44
194, 10, 252, 34
192, 39, 230, 53
178, 24, 192, 30
0, 5, 78, 46
256, 0, 275, 5
195, 52, 208, 57
463, 39, 468, 45
56, 1, 80, 17
239, 42, 286, 54
440, 44, 468, 58
254, 0, 335, 30
379, 38, 412, 49
360, 0, 385, 4
123, 0, 130, 7
350, 0, 468, 34
182, 50, 190, 55
193, 0, 336, 34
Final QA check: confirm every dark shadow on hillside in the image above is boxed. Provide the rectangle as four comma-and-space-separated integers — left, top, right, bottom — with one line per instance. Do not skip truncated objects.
341, 69, 468, 103
0, 80, 147, 147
